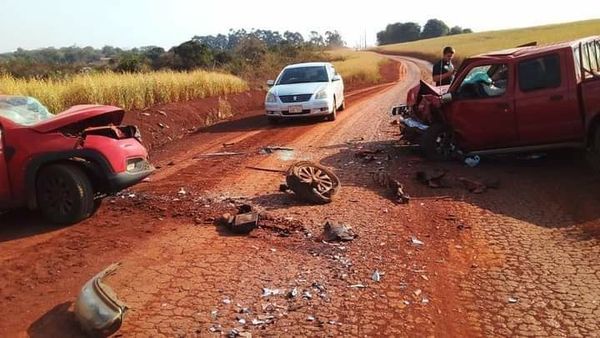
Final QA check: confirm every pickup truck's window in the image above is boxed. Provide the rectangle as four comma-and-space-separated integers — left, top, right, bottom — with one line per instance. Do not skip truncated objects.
518, 54, 561, 92
578, 41, 600, 79
456, 64, 508, 99
574, 46, 582, 80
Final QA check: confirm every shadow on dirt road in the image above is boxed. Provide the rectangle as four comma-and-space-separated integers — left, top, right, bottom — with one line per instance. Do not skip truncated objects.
0, 210, 69, 243
27, 302, 82, 338
320, 140, 600, 233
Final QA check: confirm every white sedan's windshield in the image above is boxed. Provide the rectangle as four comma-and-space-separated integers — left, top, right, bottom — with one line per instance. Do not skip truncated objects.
277, 66, 329, 85
0, 96, 54, 126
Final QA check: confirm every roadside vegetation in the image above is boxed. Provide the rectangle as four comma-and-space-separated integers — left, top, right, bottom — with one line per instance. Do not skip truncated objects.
329, 50, 389, 84
0, 70, 248, 112
376, 19, 600, 64
0, 29, 352, 111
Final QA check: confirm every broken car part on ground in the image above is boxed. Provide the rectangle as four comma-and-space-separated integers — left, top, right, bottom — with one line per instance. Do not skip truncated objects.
281, 161, 341, 204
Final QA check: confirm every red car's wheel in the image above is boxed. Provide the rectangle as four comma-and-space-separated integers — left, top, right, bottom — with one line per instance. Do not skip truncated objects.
36, 164, 95, 224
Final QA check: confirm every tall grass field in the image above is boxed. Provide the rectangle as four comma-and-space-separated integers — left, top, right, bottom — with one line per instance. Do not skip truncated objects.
329, 50, 389, 84
376, 19, 600, 63
0, 70, 248, 113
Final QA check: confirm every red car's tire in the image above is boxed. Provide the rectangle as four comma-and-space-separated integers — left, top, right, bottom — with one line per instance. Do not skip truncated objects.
36, 164, 95, 224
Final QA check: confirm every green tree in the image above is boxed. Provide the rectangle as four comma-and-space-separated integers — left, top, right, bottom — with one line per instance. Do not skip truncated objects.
172, 40, 214, 70
421, 19, 450, 39
325, 31, 345, 48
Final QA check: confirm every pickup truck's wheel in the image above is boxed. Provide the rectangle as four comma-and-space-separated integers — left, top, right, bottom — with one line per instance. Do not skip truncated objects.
36, 164, 95, 224
421, 124, 453, 161
326, 99, 337, 121
587, 126, 600, 172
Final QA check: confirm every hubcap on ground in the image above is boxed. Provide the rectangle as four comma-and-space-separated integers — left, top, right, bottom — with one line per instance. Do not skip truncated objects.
296, 165, 335, 195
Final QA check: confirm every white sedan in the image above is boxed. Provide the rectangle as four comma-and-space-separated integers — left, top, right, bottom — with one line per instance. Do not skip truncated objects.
265, 62, 345, 122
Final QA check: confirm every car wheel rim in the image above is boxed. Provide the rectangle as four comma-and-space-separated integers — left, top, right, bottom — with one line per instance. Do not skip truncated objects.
40, 174, 74, 216
296, 165, 335, 195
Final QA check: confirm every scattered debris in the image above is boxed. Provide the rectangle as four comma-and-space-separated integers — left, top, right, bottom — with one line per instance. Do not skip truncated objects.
178, 187, 187, 195
346, 136, 365, 143
307, 315, 315, 321
262, 288, 284, 297
464, 155, 481, 167
287, 287, 298, 299
323, 221, 357, 242
371, 171, 410, 204
416, 169, 449, 188
410, 236, 424, 246
220, 205, 259, 234
390, 119, 400, 125
457, 177, 500, 194
157, 122, 169, 129
349, 284, 367, 289
223, 298, 232, 305
285, 161, 341, 204
196, 151, 245, 157
74, 263, 128, 337
140, 112, 151, 117
245, 166, 286, 174
508, 297, 519, 304
372, 270, 382, 282
302, 291, 313, 299
414, 289, 422, 297
223, 142, 236, 147
157, 110, 168, 117
209, 324, 223, 333
260, 146, 295, 154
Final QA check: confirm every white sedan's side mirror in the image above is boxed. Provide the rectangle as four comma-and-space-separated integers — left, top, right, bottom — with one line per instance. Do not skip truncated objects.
332, 75, 341, 82
266, 80, 275, 87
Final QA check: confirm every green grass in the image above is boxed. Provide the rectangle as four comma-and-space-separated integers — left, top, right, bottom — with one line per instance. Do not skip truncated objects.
328, 50, 389, 84
376, 19, 600, 64
0, 70, 249, 113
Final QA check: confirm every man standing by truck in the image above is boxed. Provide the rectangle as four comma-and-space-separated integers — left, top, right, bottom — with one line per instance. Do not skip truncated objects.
432, 46, 456, 86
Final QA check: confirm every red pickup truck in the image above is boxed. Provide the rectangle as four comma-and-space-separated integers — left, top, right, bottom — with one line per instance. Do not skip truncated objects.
393, 36, 600, 166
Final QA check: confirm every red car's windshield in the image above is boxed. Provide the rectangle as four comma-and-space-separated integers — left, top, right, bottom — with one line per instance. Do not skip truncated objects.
0, 96, 54, 126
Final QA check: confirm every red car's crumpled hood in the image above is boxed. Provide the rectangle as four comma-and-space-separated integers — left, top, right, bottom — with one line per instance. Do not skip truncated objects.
407, 80, 450, 106
32, 105, 125, 133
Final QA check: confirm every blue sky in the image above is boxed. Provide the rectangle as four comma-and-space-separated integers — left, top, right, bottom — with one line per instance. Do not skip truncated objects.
1, 0, 598, 52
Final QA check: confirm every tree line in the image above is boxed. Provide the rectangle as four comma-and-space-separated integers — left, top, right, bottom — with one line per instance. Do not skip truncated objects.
377, 19, 473, 45
0, 29, 345, 78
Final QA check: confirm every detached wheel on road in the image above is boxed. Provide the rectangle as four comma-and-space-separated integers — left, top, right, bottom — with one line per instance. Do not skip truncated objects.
36, 164, 95, 224
326, 99, 337, 121
421, 124, 453, 161
286, 161, 340, 204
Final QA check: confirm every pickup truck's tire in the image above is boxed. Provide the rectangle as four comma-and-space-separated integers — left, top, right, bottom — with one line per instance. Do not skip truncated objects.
421, 124, 453, 161
36, 164, 95, 225
587, 126, 600, 172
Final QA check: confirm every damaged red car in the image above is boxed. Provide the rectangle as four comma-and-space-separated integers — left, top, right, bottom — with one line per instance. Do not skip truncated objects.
393, 36, 600, 166
0, 96, 153, 224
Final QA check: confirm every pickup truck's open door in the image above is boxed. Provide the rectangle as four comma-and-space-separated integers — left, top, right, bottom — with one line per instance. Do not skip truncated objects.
0, 127, 11, 204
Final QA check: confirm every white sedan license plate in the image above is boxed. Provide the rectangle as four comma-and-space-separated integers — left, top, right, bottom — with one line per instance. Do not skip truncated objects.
289, 105, 303, 113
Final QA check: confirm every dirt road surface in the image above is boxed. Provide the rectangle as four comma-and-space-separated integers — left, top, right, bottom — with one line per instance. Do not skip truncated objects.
1, 56, 600, 338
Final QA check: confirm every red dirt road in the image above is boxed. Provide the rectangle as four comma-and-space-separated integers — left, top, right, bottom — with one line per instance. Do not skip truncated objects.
2, 56, 600, 337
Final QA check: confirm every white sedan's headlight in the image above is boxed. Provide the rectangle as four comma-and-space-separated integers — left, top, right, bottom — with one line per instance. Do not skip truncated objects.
266, 92, 277, 103
314, 89, 328, 100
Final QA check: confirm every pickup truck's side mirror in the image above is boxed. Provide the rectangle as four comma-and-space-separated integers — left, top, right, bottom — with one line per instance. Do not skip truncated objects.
266, 80, 275, 87
441, 93, 453, 103
332, 75, 341, 82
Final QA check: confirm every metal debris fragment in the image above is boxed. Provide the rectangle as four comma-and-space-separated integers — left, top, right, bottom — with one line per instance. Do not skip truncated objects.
508, 297, 518, 304
372, 270, 382, 282
323, 221, 357, 242
410, 236, 424, 246
349, 284, 367, 289
371, 171, 410, 204
74, 263, 128, 337
262, 288, 284, 297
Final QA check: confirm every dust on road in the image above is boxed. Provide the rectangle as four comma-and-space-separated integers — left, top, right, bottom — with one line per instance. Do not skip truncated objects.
1, 56, 599, 338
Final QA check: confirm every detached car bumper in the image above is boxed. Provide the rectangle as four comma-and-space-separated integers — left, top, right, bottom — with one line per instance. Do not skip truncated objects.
265, 99, 333, 118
